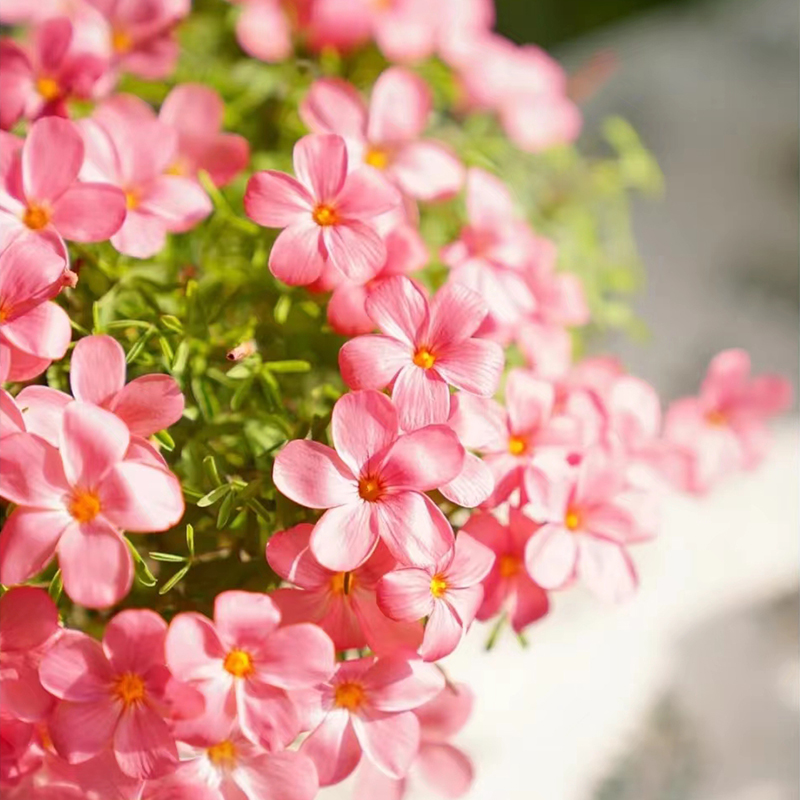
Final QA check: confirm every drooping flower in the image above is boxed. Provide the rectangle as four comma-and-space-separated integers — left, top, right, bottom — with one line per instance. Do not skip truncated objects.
0, 117, 126, 246
378, 532, 494, 661
301, 655, 444, 786
300, 68, 464, 202
0, 236, 71, 383
244, 133, 399, 285
664, 349, 793, 493
273, 390, 465, 571
339, 276, 504, 432
267, 523, 423, 655
0, 402, 184, 608
165, 590, 335, 752
462, 509, 550, 633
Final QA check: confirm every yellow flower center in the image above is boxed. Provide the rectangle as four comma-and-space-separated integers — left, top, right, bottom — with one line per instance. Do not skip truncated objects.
330, 571, 354, 595
498, 554, 521, 578
358, 475, 384, 503
705, 409, 727, 427
430, 574, 448, 598
23, 203, 51, 231
207, 739, 238, 768
68, 489, 101, 523
223, 649, 254, 678
166, 159, 189, 176
564, 509, 582, 532
125, 190, 140, 210
364, 146, 389, 170
111, 28, 133, 54
35, 76, 61, 102
0, 301, 13, 323
112, 672, 146, 707
334, 681, 366, 711
413, 347, 436, 370
508, 435, 527, 456
312, 203, 338, 227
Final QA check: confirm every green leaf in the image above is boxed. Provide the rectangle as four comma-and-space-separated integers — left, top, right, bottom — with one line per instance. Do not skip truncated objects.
149, 552, 186, 563
274, 295, 291, 324
203, 455, 222, 486
197, 483, 231, 507
127, 540, 157, 587
186, 523, 195, 556
159, 565, 190, 595
48, 570, 63, 602
153, 430, 175, 451
262, 360, 311, 373
217, 490, 235, 528
126, 328, 155, 364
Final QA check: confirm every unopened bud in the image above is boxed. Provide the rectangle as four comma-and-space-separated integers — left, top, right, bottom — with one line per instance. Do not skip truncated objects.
227, 340, 256, 362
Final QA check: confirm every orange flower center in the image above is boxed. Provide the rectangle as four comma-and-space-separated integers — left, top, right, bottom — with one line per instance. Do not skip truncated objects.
334, 680, 366, 711
564, 509, 582, 532
0, 301, 13, 323
68, 489, 101, 523
430, 574, 448, 598
35, 76, 60, 102
498, 554, 521, 578
364, 146, 389, 170
112, 672, 146, 707
223, 649, 254, 678
413, 347, 436, 370
705, 409, 727, 427
207, 739, 238, 768
125, 190, 140, 210
330, 571, 355, 595
358, 475, 384, 502
111, 28, 133, 54
23, 203, 51, 230
312, 203, 338, 227
508, 435, 527, 456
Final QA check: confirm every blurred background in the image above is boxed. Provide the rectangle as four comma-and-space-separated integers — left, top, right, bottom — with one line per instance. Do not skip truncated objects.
327, 0, 799, 797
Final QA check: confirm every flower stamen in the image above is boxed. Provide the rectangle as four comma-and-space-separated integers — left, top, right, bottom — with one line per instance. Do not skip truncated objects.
334, 681, 365, 711
223, 648, 254, 678
312, 204, 338, 227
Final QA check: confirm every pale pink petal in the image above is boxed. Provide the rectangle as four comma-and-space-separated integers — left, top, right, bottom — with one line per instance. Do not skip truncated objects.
310, 502, 378, 572
58, 518, 133, 609
0, 387, 24, 438
234, 749, 319, 800
268, 220, 326, 286
0, 235, 69, 306
466, 168, 516, 229
293, 134, 347, 201
0, 507, 67, 586
70, 334, 126, 405
49, 699, 120, 764
354, 760, 406, 800
419, 601, 463, 661
301, 710, 361, 787
338, 334, 410, 391
447, 532, 495, 586
435, 338, 504, 396
110, 374, 184, 437
194, 133, 250, 187
577, 537, 638, 602
377, 567, 435, 621
15, 385, 70, 446
300, 78, 368, 138
336, 168, 400, 220
252, 623, 334, 689
418, 743, 474, 798
505, 369, 555, 435
273, 439, 357, 509
160, 83, 223, 134
239, 682, 300, 751
367, 67, 431, 144
391, 140, 464, 201
114, 704, 177, 779
392, 364, 451, 431
415, 682, 474, 739
442, 584, 483, 628
365, 274, 428, 346
352, 589, 424, 656
51, 183, 127, 242
501, 94, 582, 153
39, 630, 114, 701
323, 220, 386, 282
425, 282, 487, 346
235, 0, 293, 62
352, 709, 419, 779
1, 301, 71, 361
214, 590, 281, 650
330, 389, 399, 475
266, 523, 332, 588
448, 393, 508, 450
103, 609, 167, 675
0, 432, 66, 506
165, 612, 226, 682
111, 211, 167, 259
381, 425, 464, 491
139, 175, 211, 232
701, 348, 750, 405
375, 492, 454, 568
22, 117, 83, 203
439, 452, 494, 508
243, 171, 313, 227
523, 524, 578, 590
327, 282, 373, 335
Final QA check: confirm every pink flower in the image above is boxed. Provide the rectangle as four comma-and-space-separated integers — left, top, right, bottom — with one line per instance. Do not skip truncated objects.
273, 390, 465, 570
88, 0, 190, 80
0, 587, 59, 723
354, 681, 476, 799
173, 720, 319, 800
0, 389, 26, 439
327, 223, 428, 336
244, 133, 399, 285
339, 276, 504, 432
228, 0, 298, 63
165, 590, 335, 751
267, 523, 423, 655
0, 19, 107, 131
0, 236, 71, 383
78, 99, 212, 258
39, 610, 184, 779
462, 509, 550, 633
523, 448, 647, 601
301, 655, 445, 785
0, 117, 126, 246
378, 532, 494, 661
441, 168, 539, 340
300, 68, 464, 202
664, 349, 792, 493
0, 402, 184, 608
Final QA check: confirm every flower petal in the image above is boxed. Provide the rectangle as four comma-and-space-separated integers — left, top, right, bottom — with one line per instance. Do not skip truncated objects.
577, 537, 638, 602
293, 133, 347, 201
165, 612, 226, 682
39, 630, 114, 702
391, 140, 465, 202
234, 749, 319, 800
365, 274, 428, 346
336, 167, 400, 220
102, 609, 167, 676
435, 338, 504, 397
439, 452, 494, 508
113, 704, 178, 779
418, 742, 474, 798
301, 710, 361, 787
69, 334, 126, 406
367, 67, 431, 144
268, 220, 326, 286
523, 524, 578, 590
0, 507, 67, 586
323, 220, 386, 283
419, 601, 463, 661
244, 170, 313, 227
0, 432, 66, 507
273, 439, 357, 509
310, 502, 379, 572
300, 77, 368, 139
338, 334, 410, 392
61, 402, 130, 487
381, 425, 464, 491
51, 182, 127, 242
214, 590, 281, 651
0, 585, 58, 651
1, 301, 71, 361
252, 623, 334, 689
49, 699, 119, 765
392, 364, 451, 431
109, 374, 185, 437
266, 523, 332, 588
22, 117, 83, 203
352, 709, 419, 779
110, 211, 167, 259
239, 682, 299, 752
377, 567, 434, 621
